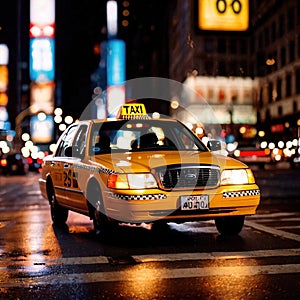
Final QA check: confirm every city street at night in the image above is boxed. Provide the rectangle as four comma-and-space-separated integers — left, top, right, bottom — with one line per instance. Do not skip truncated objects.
1, 1, 300, 299
0, 166, 300, 299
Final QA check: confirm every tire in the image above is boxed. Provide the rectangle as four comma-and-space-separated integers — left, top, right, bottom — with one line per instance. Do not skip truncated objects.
151, 221, 170, 234
87, 181, 115, 237
48, 185, 68, 225
214, 216, 245, 236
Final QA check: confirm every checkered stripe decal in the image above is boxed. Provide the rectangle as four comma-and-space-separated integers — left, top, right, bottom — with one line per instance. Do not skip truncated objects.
111, 193, 167, 201
223, 189, 260, 198
122, 115, 150, 120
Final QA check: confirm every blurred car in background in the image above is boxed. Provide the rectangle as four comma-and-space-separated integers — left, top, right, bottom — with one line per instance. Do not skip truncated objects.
231, 146, 272, 169
289, 146, 300, 168
0, 153, 29, 175
26, 157, 43, 173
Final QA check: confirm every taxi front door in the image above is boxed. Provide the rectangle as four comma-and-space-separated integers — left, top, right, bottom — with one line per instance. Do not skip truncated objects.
62, 124, 89, 213
48, 157, 65, 203
62, 159, 87, 212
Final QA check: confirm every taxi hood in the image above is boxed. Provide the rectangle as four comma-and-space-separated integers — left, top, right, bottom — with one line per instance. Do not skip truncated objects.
90, 150, 246, 173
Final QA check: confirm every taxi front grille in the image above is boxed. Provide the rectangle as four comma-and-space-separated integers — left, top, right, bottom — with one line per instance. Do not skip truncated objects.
155, 165, 220, 189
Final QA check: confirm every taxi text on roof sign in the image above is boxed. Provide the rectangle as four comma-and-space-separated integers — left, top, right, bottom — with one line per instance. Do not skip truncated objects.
120, 103, 149, 119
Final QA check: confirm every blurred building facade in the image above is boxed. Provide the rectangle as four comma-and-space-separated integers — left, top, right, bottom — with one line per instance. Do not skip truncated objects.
2, 0, 300, 145
250, 0, 300, 141
168, 0, 300, 143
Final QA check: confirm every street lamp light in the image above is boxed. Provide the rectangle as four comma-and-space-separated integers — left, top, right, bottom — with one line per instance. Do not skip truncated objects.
64, 115, 73, 124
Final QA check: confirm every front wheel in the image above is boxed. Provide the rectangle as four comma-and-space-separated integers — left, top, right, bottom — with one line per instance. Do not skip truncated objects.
214, 216, 245, 236
151, 221, 170, 234
87, 182, 116, 237
49, 185, 68, 225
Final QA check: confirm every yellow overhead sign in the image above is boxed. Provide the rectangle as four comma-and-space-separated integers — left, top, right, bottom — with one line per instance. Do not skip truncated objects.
198, 0, 249, 31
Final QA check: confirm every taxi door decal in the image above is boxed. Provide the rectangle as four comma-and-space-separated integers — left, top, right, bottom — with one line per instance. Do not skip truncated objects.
63, 169, 79, 188
63, 169, 72, 187
73, 171, 79, 188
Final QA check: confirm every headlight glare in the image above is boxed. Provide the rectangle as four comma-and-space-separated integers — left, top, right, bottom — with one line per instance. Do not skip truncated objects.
108, 173, 158, 189
127, 173, 157, 189
221, 169, 253, 185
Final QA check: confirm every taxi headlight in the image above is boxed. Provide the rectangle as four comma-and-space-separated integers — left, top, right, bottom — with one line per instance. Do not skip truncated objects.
221, 169, 255, 185
107, 173, 158, 189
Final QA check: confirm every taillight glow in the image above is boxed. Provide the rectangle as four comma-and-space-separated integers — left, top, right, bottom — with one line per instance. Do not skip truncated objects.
0, 158, 7, 167
107, 174, 129, 189
238, 150, 267, 157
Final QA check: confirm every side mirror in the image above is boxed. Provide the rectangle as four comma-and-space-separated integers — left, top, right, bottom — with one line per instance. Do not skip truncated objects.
64, 146, 73, 157
64, 146, 83, 158
207, 140, 221, 152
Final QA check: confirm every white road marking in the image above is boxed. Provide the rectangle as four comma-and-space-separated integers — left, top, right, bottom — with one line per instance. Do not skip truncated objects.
279, 218, 300, 222
276, 225, 300, 229
245, 220, 300, 242
248, 212, 296, 218
1, 264, 300, 288
46, 256, 109, 265
26, 191, 42, 195
1, 248, 299, 268
258, 218, 300, 223
133, 248, 300, 263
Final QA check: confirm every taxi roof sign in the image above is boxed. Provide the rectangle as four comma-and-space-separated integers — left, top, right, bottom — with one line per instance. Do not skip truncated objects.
120, 103, 149, 119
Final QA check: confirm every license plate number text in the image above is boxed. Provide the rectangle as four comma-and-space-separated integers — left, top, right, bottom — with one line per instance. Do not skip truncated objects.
181, 195, 209, 210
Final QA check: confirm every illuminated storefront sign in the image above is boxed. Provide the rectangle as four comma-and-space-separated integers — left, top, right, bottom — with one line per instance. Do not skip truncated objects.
0, 66, 8, 92
107, 0, 118, 39
0, 106, 9, 130
184, 104, 257, 125
107, 39, 126, 86
30, 24, 55, 38
0, 44, 9, 65
271, 124, 284, 133
180, 75, 257, 125
30, 38, 55, 83
0, 93, 8, 106
184, 75, 256, 105
107, 39, 126, 118
107, 85, 125, 117
29, 0, 55, 140
0, 106, 8, 121
30, 115, 54, 143
30, 82, 55, 114
30, 0, 55, 26
0, 44, 9, 130
198, 0, 249, 31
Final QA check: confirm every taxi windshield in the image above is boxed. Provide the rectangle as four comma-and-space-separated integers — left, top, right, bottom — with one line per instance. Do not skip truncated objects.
89, 119, 208, 155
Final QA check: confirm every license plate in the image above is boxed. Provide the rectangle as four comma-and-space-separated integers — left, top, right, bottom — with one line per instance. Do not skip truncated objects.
181, 195, 209, 210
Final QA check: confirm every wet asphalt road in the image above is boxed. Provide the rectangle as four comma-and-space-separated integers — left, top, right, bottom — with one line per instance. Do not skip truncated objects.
0, 165, 300, 299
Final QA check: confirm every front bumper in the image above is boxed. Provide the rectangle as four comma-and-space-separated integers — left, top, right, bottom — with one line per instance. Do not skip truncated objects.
102, 184, 260, 223
39, 178, 48, 200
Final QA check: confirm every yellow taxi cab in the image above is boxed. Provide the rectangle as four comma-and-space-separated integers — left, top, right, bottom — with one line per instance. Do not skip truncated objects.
39, 103, 260, 237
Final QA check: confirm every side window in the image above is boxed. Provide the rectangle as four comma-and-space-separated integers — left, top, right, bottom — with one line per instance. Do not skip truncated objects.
55, 125, 78, 157
73, 125, 88, 157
